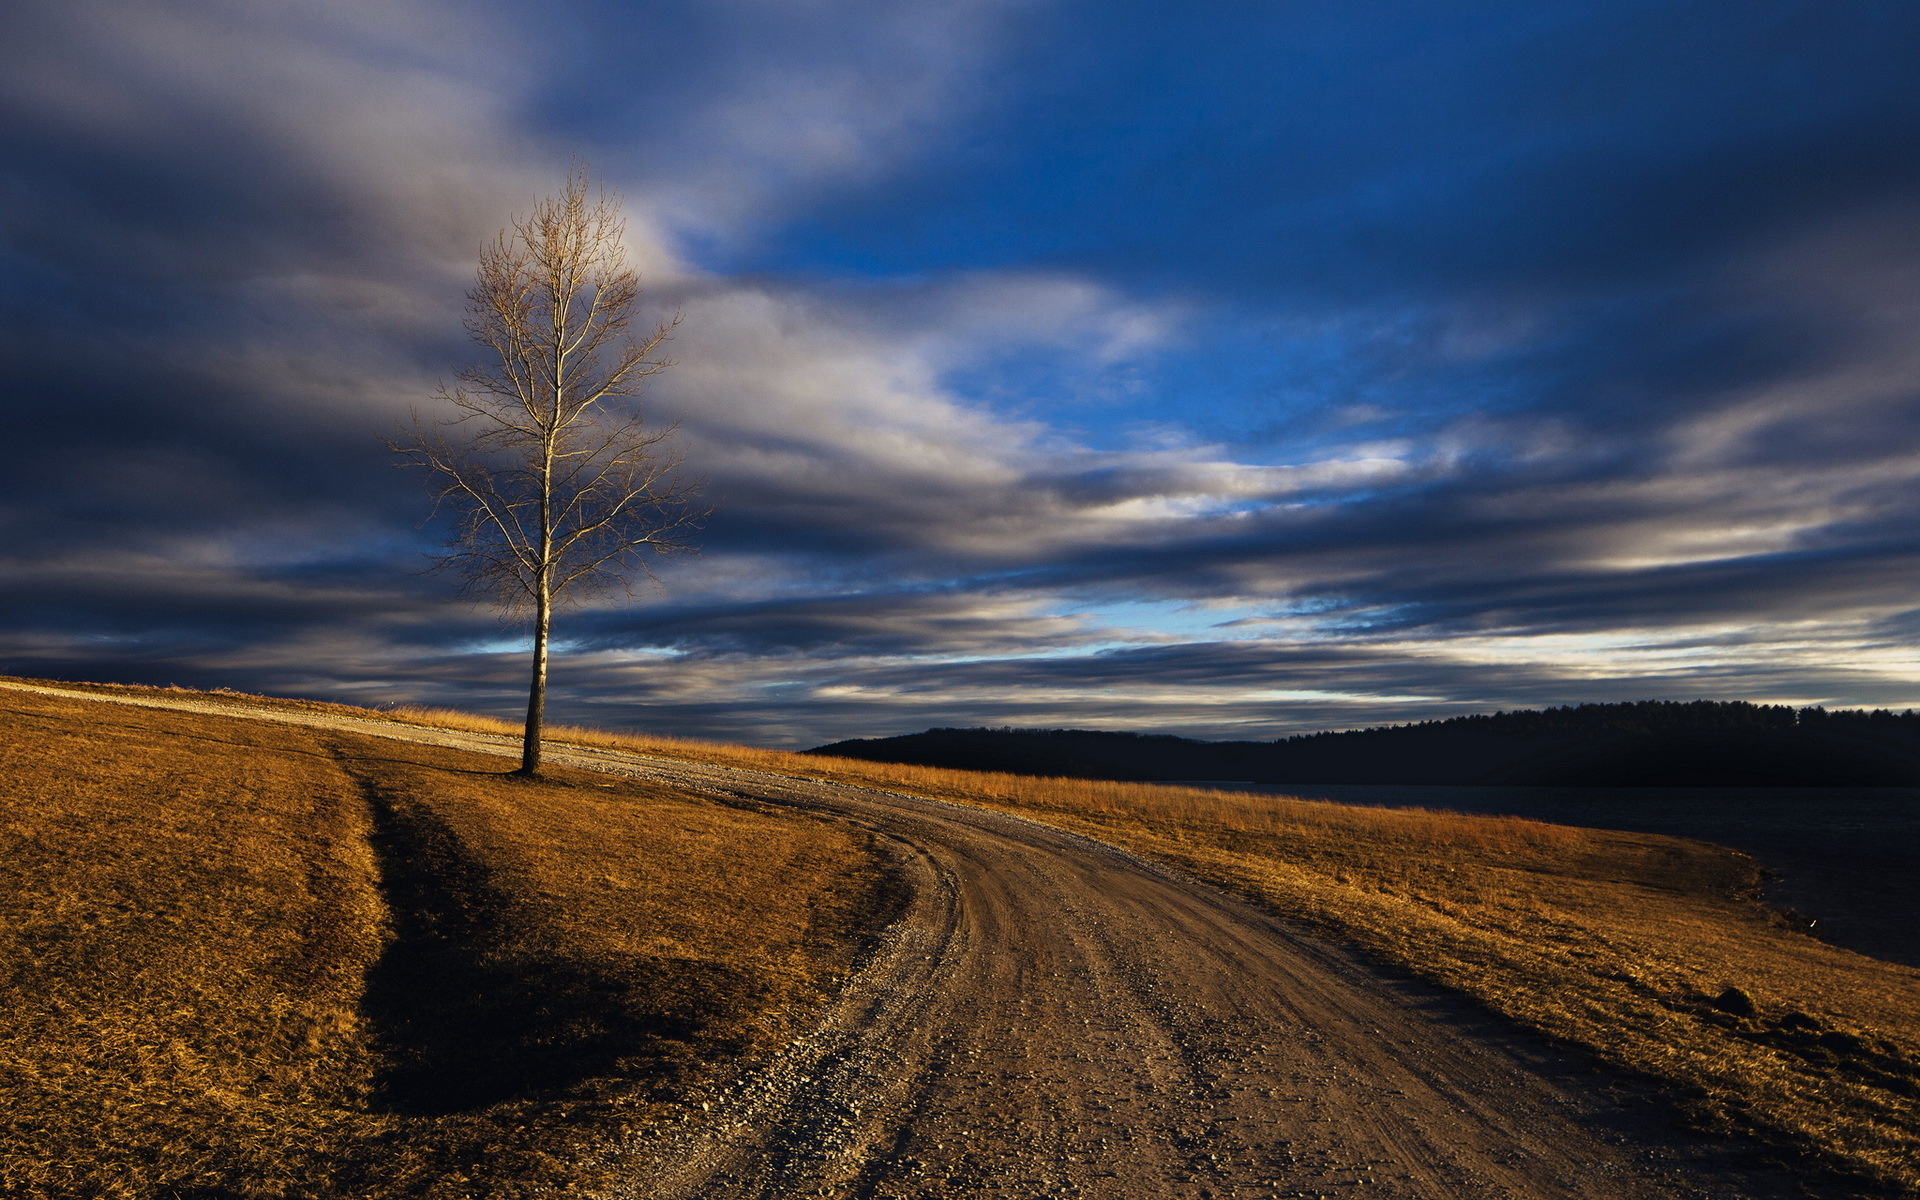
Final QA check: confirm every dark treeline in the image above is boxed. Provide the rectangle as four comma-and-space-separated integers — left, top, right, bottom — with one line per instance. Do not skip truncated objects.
807, 700, 1920, 787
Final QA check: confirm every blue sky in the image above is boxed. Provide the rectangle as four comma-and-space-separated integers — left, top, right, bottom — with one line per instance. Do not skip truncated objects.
3, 0, 1920, 745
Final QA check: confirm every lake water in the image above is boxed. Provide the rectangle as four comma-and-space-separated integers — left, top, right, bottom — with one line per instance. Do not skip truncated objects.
1167, 782, 1920, 971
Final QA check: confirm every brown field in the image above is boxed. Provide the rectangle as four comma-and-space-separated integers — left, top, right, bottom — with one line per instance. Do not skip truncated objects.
8, 677, 1920, 1193
0, 687, 884, 1200
380, 700, 1920, 1193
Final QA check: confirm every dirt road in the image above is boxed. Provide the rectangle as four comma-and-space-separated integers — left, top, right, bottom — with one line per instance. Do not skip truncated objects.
3, 681, 1801, 1199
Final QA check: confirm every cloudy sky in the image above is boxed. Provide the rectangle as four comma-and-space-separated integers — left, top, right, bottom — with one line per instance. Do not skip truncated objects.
4, 1, 1919, 746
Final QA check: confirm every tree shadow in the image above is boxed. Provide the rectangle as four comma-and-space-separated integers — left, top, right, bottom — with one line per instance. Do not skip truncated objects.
355, 777, 754, 1115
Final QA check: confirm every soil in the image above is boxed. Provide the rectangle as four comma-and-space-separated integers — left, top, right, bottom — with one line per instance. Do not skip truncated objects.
0, 680, 1822, 1199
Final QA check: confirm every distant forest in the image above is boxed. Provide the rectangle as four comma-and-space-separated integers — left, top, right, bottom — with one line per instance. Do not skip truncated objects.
808, 700, 1920, 787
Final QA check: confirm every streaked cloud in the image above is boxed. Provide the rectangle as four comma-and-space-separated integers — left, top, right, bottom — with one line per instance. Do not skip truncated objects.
2, 0, 1918, 745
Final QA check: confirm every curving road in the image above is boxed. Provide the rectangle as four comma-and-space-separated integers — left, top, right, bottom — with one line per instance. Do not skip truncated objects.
3, 681, 1798, 1200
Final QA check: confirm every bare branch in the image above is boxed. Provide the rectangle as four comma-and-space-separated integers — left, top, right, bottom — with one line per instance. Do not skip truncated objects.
392, 166, 705, 773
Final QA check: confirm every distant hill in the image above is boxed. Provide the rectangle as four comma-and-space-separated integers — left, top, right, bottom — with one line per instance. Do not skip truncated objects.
807, 700, 1920, 786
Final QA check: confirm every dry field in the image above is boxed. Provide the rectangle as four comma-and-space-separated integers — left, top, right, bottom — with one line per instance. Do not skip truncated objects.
378, 700, 1920, 1194
9, 678, 1920, 1194
0, 686, 885, 1199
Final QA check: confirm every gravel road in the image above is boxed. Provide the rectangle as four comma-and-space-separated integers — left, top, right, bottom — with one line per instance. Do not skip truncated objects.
5, 681, 1805, 1200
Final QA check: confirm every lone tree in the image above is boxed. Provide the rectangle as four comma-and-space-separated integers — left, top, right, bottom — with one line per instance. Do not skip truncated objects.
399, 170, 702, 775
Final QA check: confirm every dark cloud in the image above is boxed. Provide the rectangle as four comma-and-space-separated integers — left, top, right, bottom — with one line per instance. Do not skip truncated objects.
1, 1, 1918, 747
748, 1, 1920, 293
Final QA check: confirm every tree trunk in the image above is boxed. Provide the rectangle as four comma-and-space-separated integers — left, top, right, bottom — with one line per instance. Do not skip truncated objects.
519, 590, 550, 775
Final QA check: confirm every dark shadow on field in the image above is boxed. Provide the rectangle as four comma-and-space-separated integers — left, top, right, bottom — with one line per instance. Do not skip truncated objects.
344, 756, 757, 1116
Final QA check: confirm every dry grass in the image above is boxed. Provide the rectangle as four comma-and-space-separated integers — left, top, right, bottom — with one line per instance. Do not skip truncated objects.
0, 686, 883, 1199
387, 702, 1920, 1194
12, 677, 1920, 1192
955, 781, 1920, 1195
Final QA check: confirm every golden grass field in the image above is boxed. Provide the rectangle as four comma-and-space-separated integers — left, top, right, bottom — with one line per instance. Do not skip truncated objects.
0, 685, 884, 1199
7, 677, 1920, 1195
374, 699, 1920, 1195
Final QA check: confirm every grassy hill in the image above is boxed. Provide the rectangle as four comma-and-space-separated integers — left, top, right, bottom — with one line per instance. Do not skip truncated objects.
0, 685, 888, 1199
7, 678, 1920, 1196
392, 695, 1920, 1195
810, 700, 1920, 786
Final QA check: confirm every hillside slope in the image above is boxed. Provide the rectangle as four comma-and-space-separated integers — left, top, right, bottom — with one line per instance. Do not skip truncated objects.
0, 687, 887, 1199
811, 700, 1920, 786
6, 679, 1919, 1195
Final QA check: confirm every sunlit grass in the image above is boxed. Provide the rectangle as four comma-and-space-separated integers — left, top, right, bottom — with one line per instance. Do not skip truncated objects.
384, 700, 1920, 1195
14, 677, 1920, 1194
0, 685, 880, 1199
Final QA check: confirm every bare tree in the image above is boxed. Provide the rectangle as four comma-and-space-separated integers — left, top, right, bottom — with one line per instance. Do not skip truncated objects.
398, 169, 702, 775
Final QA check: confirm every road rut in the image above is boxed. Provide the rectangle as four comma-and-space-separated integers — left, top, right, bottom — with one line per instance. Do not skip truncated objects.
2, 681, 1801, 1199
